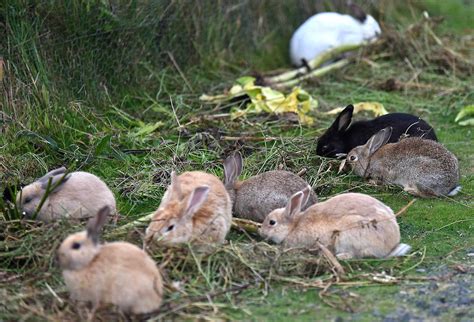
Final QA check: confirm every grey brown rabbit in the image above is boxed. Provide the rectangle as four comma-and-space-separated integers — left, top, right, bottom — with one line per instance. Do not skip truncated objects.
223, 152, 317, 222
341, 127, 461, 197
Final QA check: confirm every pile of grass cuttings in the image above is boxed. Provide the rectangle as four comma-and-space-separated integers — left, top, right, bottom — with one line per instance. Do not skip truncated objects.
0, 219, 343, 320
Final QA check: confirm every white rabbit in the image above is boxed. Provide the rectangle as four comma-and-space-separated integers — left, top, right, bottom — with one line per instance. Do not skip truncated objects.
290, 10, 381, 66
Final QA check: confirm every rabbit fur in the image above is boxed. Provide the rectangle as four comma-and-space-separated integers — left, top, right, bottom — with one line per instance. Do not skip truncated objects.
290, 11, 381, 66
16, 167, 116, 222
343, 127, 461, 197
145, 171, 232, 245
58, 206, 163, 314
223, 152, 317, 222
317, 105, 437, 158
259, 188, 410, 259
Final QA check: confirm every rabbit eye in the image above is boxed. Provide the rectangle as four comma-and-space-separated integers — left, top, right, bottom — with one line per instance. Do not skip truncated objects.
24, 197, 32, 204
71, 242, 81, 250
269, 220, 276, 226
167, 224, 175, 232
350, 155, 358, 161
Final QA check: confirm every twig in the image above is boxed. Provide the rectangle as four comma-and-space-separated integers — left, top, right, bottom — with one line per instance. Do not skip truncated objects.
231, 218, 261, 234
395, 199, 417, 217
110, 212, 154, 234
167, 51, 194, 92
272, 59, 350, 89
316, 242, 345, 276
264, 42, 371, 84
297, 168, 307, 177
400, 246, 426, 275
45, 282, 64, 305
221, 136, 278, 142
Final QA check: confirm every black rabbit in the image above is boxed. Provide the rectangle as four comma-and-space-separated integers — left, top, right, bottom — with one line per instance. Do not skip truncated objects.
316, 105, 437, 158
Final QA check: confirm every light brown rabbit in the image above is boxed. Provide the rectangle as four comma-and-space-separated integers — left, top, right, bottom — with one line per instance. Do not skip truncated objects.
259, 188, 411, 259
145, 171, 232, 245
341, 127, 461, 197
58, 206, 163, 314
17, 167, 116, 222
223, 152, 317, 222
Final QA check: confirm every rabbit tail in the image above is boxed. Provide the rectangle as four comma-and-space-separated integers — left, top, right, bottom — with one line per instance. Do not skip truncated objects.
448, 185, 462, 196
387, 243, 412, 257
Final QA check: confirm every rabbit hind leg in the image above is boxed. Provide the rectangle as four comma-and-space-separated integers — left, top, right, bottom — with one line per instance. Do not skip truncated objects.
403, 183, 435, 198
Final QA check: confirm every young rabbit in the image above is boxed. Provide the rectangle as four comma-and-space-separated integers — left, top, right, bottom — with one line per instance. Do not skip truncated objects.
259, 188, 411, 259
290, 6, 381, 66
145, 171, 232, 245
58, 206, 163, 314
223, 152, 318, 223
16, 167, 116, 222
316, 105, 437, 158
342, 127, 461, 197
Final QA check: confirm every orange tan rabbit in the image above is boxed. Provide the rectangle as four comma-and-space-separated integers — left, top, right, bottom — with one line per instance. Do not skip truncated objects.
259, 188, 410, 259
145, 171, 232, 245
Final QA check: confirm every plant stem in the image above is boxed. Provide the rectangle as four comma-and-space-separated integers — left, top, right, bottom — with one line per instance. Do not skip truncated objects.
264, 42, 368, 84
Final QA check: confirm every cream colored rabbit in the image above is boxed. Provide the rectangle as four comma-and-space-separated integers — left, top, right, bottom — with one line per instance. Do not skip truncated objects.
58, 206, 163, 314
145, 171, 232, 245
17, 167, 116, 222
259, 188, 410, 259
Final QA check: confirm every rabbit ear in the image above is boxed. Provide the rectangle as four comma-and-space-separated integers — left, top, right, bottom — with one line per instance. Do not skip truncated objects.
169, 171, 182, 199
348, 2, 367, 23
284, 191, 304, 220
233, 152, 243, 177
86, 206, 109, 244
367, 127, 393, 156
40, 173, 71, 190
183, 186, 210, 219
333, 105, 353, 132
223, 152, 243, 186
300, 185, 315, 208
38, 167, 67, 183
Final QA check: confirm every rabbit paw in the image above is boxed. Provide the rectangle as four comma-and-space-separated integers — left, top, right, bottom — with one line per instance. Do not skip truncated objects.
336, 252, 353, 260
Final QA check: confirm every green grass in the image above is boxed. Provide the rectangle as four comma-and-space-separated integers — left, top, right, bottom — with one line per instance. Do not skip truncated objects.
1, 0, 473, 320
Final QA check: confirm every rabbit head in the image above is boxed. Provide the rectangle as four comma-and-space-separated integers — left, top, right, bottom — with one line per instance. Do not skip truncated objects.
223, 152, 243, 203
145, 171, 210, 245
58, 206, 109, 271
259, 186, 312, 244
316, 105, 354, 158
16, 167, 71, 219
348, 3, 381, 39
342, 127, 392, 176
361, 15, 381, 39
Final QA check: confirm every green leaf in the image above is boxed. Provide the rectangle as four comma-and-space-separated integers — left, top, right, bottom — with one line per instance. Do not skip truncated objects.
236, 76, 256, 86
454, 105, 474, 123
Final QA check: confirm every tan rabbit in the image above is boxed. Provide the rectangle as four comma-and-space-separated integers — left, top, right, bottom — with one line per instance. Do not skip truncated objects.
17, 167, 116, 222
58, 206, 163, 314
259, 188, 410, 259
223, 152, 317, 222
341, 127, 461, 197
145, 171, 232, 245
